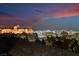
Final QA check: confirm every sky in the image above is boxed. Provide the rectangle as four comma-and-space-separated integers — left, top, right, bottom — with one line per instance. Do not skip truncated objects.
0, 3, 79, 30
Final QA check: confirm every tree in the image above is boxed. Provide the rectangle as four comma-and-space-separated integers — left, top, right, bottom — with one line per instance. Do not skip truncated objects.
54, 31, 68, 49
75, 33, 79, 47
46, 35, 56, 46
61, 31, 68, 38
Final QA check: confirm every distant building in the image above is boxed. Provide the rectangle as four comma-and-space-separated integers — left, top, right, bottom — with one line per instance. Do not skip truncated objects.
35, 31, 46, 41
0, 25, 34, 34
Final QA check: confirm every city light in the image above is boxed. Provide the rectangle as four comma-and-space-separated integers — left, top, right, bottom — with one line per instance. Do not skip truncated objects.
0, 25, 33, 34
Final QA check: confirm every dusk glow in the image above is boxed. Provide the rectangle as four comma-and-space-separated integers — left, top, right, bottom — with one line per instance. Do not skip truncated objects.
0, 3, 79, 30
1, 3, 79, 56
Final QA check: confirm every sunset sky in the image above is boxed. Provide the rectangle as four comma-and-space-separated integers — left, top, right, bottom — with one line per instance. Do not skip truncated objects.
0, 3, 79, 30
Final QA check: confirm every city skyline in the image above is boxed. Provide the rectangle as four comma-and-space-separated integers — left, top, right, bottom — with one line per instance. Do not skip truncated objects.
0, 3, 79, 30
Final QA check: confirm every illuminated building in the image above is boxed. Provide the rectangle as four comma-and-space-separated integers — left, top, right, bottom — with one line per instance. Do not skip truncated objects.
25, 28, 33, 33
0, 25, 33, 34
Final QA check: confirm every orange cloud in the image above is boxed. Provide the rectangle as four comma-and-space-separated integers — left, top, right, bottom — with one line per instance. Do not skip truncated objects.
52, 5, 79, 18
34, 4, 79, 19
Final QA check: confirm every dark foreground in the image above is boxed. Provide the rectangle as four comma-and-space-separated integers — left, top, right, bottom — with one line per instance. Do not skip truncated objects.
0, 39, 79, 56
4, 40, 79, 56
